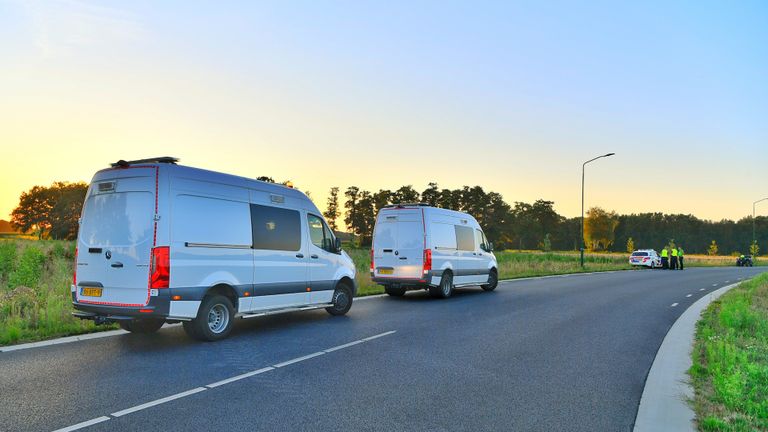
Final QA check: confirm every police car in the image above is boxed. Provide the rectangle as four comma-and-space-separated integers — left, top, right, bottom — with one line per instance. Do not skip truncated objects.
629, 249, 661, 268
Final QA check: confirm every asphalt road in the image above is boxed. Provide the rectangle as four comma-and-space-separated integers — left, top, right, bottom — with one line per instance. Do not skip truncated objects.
1, 266, 765, 432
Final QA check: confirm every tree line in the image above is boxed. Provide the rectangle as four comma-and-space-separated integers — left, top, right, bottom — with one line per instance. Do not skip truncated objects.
322, 183, 767, 256
7, 181, 767, 256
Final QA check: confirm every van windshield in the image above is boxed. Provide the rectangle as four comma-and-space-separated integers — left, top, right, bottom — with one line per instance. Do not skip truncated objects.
79, 191, 154, 246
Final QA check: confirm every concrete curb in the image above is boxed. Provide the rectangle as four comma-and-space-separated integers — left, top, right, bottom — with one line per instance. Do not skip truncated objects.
633, 281, 744, 432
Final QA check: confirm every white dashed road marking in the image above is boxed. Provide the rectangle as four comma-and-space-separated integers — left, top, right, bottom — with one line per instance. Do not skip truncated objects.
52, 416, 110, 432
671, 303, 678, 307
111, 387, 207, 417
699, 288, 705, 291
52, 330, 397, 431
712, 284, 718, 287
685, 294, 692, 298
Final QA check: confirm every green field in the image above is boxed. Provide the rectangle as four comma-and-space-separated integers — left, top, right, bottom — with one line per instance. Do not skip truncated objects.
689, 272, 768, 431
0, 238, 761, 346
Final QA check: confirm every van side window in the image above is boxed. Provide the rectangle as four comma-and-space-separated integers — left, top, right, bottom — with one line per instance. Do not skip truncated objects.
307, 214, 338, 253
454, 225, 475, 251
474, 229, 485, 251
250, 204, 301, 251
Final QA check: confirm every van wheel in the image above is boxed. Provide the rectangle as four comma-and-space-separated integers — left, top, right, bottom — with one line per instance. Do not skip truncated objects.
430, 272, 453, 299
482, 269, 498, 291
326, 282, 353, 316
385, 285, 406, 297
119, 318, 164, 334
183, 295, 234, 342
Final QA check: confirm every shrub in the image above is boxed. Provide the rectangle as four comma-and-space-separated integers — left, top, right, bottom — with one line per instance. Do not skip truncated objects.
8, 246, 46, 289
0, 241, 17, 281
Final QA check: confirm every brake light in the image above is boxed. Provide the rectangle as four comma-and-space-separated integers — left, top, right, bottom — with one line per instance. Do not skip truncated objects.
642, 257, 649, 262
73, 247, 78, 285
370, 248, 374, 272
423, 249, 432, 274
150, 246, 170, 289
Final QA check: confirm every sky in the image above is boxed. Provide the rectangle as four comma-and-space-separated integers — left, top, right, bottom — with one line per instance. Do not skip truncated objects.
1, 0, 767, 226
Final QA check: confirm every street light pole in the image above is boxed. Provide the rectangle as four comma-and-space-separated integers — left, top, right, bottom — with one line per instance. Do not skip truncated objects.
581, 153, 615, 267
753, 197, 768, 251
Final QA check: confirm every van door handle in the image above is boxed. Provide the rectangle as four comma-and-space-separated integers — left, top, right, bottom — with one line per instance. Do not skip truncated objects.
111, 262, 123, 268
295, 253, 304, 258
311, 254, 319, 259
399, 257, 407, 260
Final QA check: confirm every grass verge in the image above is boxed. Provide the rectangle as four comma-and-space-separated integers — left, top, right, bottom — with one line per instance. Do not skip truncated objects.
689, 272, 768, 431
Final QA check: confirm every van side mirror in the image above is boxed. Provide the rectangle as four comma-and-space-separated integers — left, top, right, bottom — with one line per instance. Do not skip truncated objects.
334, 238, 342, 253
488, 242, 494, 252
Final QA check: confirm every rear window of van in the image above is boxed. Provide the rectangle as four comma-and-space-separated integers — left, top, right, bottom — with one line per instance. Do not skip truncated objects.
80, 192, 154, 246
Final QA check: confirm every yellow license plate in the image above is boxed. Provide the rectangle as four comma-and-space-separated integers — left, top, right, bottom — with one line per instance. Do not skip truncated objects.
81, 287, 103, 297
378, 268, 394, 275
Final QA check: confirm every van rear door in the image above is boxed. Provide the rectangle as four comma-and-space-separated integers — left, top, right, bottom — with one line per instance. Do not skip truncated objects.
76, 168, 157, 306
373, 209, 424, 280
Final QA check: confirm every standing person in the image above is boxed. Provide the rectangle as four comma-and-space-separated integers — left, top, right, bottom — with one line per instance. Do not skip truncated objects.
677, 246, 684, 270
670, 246, 678, 270
661, 247, 669, 269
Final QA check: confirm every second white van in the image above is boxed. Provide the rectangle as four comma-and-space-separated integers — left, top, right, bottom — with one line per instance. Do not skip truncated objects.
370, 204, 498, 298
72, 158, 356, 341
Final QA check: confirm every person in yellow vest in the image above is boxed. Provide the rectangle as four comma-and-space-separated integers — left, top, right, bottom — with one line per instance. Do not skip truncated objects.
660, 247, 669, 269
670, 246, 678, 270
677, 246, 684, 270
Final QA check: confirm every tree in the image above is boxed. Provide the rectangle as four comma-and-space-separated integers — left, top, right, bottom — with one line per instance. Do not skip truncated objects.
708, 240, 719, 256
584, 207, 619, 251
421, 183, 440, 207
323, 187, 340, 231
256, 176, 275, 183
372, 189, 392, 213
11, 182, 87, 240
626, 237, 635, 253
343, 186, 360, 235
392, 185, 420, 204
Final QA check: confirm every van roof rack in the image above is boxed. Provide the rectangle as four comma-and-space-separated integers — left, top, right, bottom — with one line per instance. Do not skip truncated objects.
111, 157, 179, 167
383, 203, 430, 208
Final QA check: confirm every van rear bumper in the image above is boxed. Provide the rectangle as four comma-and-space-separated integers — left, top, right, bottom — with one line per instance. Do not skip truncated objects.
371, 270, 441, 287
72, 291, 171, 321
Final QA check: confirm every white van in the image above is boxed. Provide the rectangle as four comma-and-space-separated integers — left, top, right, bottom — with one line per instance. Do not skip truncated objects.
72, 157, 356, 341
370, 204, 498, 298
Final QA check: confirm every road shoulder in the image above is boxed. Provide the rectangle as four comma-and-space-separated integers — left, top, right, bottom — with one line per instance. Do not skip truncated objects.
633, 281, 742, 432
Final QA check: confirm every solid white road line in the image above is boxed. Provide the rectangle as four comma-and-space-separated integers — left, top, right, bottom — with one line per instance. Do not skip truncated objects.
52, 416, 111, 432
0, 330, 128, 353
111, 387, 207, 417
206, 367, 274, 389
273, 351, 326, 368
685, 294, 692, 298
671, 303, 678, 307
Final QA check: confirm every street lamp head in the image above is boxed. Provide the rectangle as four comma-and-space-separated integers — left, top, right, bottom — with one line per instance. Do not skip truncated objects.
605, 153, 615, 157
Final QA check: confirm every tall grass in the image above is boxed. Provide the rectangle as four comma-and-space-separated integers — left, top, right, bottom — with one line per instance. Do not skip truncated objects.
0, 239, 114, 346
689, 273, 768, 431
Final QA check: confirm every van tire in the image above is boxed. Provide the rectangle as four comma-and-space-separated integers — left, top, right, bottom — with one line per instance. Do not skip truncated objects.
120, 318, 164, 334
430, 272, 453, 299
385, 285, 406, 297
183, 295, 235, 342
326, 282, 353, 316
482, 269, 498, 291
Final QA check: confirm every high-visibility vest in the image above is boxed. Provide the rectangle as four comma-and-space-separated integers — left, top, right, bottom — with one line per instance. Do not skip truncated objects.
678, 248, 684, 256
671, 248, 678, 257
661, 249, 668, 257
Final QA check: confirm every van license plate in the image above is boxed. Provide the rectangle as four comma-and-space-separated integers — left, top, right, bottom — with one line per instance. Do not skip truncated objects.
81, 287, 103, 297
378, 268, 393, 275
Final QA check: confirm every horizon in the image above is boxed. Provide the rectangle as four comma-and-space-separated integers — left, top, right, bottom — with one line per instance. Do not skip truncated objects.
1, 1, 766, 223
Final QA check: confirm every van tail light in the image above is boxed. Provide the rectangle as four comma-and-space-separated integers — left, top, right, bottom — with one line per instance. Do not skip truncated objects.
370, 248, 375, 272
73, 247, 78, 286
423, 249, 432, 274
150, 246, 170, 289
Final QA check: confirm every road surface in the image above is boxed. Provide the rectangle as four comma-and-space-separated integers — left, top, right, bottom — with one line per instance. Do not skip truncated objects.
0, 266, 764, 432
